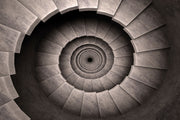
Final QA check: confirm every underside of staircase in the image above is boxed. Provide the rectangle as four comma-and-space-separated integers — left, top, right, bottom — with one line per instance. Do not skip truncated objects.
0, 0, 180, 120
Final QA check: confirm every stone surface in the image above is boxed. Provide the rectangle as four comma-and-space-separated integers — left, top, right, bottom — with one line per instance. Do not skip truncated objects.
78, 0, 99, 11
114, 56, 133, 67
17, 0, 58, 22
124, 5, 165, 39
110, 65, 130, 77
8, 52, 16, 75
99, 77, 115, 90
134, 49, 169, 69
0, 0, 40, 35
85, 16, 98, 36
92, 79, 104, 92
83, 80, 93, 92
97, 0, 122, 17
105, 71, 124, 84
0, 52, 10, 76
73, 78, 85, 90
113, 0, 152, 26
53, 0, 78, 14
113, 44, 133, 57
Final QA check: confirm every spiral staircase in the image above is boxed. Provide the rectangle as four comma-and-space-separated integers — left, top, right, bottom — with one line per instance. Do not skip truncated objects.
0, 0, 179, 120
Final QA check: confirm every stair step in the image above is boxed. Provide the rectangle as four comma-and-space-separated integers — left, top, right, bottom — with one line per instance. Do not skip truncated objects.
0, 93, 11, 106
97, 0, 122, 17
81, 92, 99, 118
66, 73, 80, 85
114, 56, 133, 67
0, 76, 19, 100
120, 77, 155, 103
35, 65, 60, 81
8, 52, 16, 75
78, 0, 99, 11
109, 34, 130, 50
134, 49, 169, 69
95, 17, 112, 39
70, 16, 86, 37
85, 16, 98, 36
53, 0, 78, 14
100, 76, 115, 90
38, 40, 62, 55
0, 0, 40, 35
40, 74, 65, 96
131, 27, 170, 52
92, 79, 104, 92
113, 44, 133, 57
104, 22, 124, 43
36, 52, 59, 66
111, 65, 130, 77
97, 90, 120, 118
0, 24, 24, 53
49, 82, 74, 108
129, 66, 166, 89
113, 0, 152, 27
63, 89, 84, 115
17, 0, 58, 22
124, 5, 165, 39
73, 78, 85, 90
0, 52, 10, 77
105, 71, 124, 84
0, 101, 30, 120
83, 80, 93, 92
109, 85, 139, 113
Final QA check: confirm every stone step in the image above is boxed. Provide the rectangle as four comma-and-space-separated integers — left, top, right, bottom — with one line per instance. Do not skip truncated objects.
0, 52, 10, 77
124, 5, 165, 39
110, 65, 131, 77
0, 101, 30, 120
105, 71, 124, 84
8, 52, 16, 75
131, 27, 170, 52
78, 0, 99, 11
49, 82, 74, 108
0, 76, 19, 100
17, 0, 58, 22
38, 40, 62, 55
40, 74, 65, 96
81, 92, 100, 118
35, 65, 60, 82
73, 78, 85, 90
129, 65, 166, 89
0, 0, 40, 35
83, 80, 93, 92
113, 0, 152, 27
113, 44, 133, 57
109, 85, 139, 113
134, 49, 169, 69
120, 76, 155, 103
99, 76, 115, 90
114, 56, 133, 67
36, 52, 59, 66
97, 0, 122, 17
0, 92, 11, 106
85, 16, 98, 36
0, 24, 24, 53
92, 79, 104, 92
97, 90, 120, 118
63, 89, 84, 115
53, 0, 78, 14
66, 73, 80, 86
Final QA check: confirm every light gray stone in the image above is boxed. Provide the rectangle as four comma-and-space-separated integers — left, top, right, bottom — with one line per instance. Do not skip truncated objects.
85, 16, 98, 36
109, 85, 139, 113
73, 78, 85, 90
110, 65, 130, 77
113, 0, 152, 26
99, 76, 115, 90
53, 0, 78, 14
105, 71, 124, 84
114, 56, 133, 67
113, 44, 133, 57
131, 27, 170, 52
78, 0, 99, 11
129, 66, 166, 89
8, 52, 15, 75
0, 52, 10, 76
17, 0, 58, 22
92, 79, 104, 92
66, 73, 80, 86
124, 5, 165, 39
97, 91, 120, 118
83, 80, 93, 92
0, 0, 40, 35
81, 92, 99, 118
134, 49, 169, 69
120, 77, 155, 103
97, 0, 122, 17
63, 89, 84, 115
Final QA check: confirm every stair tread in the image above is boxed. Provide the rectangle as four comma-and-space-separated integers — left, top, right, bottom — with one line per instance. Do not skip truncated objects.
97, 0, 122, 17
85, 16, 98, 36
114, 56, 133, 67
49, 82, 74, 108
113, 0, 152, 26
97, 90, 120, 118
74, 78, 85, 90
18, 0, 58, 22
124, 5, 165, 39
81, 92, 99, 118
134, 49, 169, 69
92, 79, 104, 92
53, 0, 78, 14
83, 80, 93, 92
111, 65, 130, 77
8, 52, 16, 75
78, 0, 99, 11
99, 77, 115, 90
113, 44, 133, 57
129, 66, 166, 89
131, 27, 170, 52
105, 71, 124, 84
0, 0, 40, 35
0, 52, 10, 77
66, 73, 80, 85
109, 85, 139, 113
63, 89, 84, 115
120, 77, 155, 103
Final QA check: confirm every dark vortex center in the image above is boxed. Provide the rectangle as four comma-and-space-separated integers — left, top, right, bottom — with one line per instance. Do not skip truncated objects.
87, 57, 93, 63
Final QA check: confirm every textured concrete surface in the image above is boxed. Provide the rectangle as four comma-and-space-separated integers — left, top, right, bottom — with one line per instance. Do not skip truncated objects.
78, 0, 99, 11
